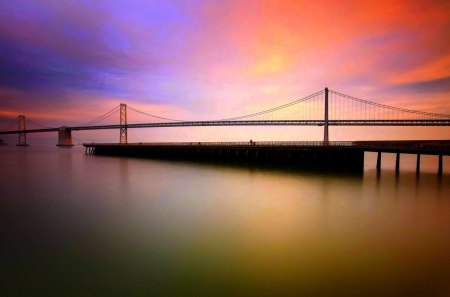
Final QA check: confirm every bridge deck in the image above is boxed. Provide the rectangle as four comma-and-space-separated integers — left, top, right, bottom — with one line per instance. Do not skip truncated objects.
1, 120, 450, 135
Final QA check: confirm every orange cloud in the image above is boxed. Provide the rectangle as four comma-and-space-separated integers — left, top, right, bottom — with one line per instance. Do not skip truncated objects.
390, 55, 450, 84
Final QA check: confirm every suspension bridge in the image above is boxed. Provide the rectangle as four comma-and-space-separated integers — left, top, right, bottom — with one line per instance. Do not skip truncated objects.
1, 88, 449, 146
1, 88, 449, 173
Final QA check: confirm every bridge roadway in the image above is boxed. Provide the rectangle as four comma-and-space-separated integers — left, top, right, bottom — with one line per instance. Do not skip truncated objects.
1, 119, 450, 135
83, 140, 450, 174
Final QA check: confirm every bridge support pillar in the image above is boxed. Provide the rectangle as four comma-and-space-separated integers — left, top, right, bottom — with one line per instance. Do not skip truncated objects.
376, 151, 381, 171
416, 154, 421, 174
324, 87, 329, 143
57, 127, 73, 147
120, 103, 127, 144
16, 115, 28, 146
438, 154, 443, 176
395, 152, 400, 173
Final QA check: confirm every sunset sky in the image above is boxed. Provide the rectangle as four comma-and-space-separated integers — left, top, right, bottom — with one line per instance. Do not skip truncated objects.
0, 0, 449, 144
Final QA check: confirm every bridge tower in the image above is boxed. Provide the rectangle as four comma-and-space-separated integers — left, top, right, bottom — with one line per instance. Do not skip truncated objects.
57, 127, 73, 146
17, 115, 28, 146
324, 87, 329, 143
120, 103, 127, 144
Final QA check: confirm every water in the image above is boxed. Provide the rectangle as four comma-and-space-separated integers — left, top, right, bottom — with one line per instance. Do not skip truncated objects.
1, 145, 449, 297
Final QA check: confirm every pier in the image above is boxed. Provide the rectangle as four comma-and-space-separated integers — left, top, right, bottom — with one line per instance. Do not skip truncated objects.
84, 140, 450, 174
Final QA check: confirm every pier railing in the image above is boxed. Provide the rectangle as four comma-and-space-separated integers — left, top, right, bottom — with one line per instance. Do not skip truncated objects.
83, 141, 355, 147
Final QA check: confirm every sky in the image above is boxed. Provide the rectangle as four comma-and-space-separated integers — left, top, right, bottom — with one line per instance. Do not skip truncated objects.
0, 0, 449, 144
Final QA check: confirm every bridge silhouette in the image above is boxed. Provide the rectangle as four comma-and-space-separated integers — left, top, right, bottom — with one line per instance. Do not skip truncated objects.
1, 87, 449, 146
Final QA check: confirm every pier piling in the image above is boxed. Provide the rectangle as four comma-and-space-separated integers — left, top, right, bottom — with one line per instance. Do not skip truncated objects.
395, 152, 400, 173
416, 154, 421, 174
376, 152, 381, 171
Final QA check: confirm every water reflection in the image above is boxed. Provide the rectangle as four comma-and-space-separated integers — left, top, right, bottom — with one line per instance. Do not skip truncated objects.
0, 146, 449, 296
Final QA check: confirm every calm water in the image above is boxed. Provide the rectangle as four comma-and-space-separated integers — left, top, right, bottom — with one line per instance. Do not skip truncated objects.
1, 145, 449, 297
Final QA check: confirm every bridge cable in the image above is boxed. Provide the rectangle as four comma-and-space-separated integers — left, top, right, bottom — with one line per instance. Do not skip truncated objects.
27, 118, 53, 129
330, 90, 450, 119
0, 117, 19, 131
79, 105, 120, 126
127, 105, 184, 122
219, 89, 325, 121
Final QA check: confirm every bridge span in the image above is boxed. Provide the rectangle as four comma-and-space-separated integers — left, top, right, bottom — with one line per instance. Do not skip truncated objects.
1, 88, 449, 146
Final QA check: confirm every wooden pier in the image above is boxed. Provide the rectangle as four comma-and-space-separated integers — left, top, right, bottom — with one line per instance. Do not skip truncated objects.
83, 140, 450, 174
